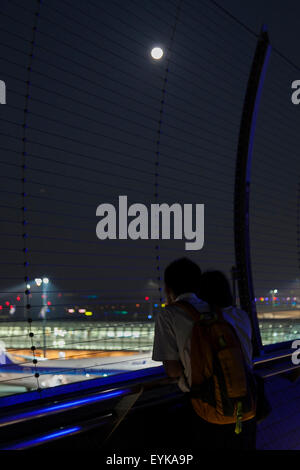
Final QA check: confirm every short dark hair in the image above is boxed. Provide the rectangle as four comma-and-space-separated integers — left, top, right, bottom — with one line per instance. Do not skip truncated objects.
164, 258, 202, 297
199, 270, 233, 308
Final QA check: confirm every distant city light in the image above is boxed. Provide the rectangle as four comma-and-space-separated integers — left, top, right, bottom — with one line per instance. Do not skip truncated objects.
47, 301, 51, 306
68, 309, 75, 313
161, 303, 166, 308
145, 296, 150, 301
9, 305, 15, 315
148, 315, 152, 319
78, 309, 86, 313
135, 303, 140, 308
154, 304, 158, 308
43, 277, 49, 284
0, 306, 2, 310
35, 278, 42, 287
5, 301, 9, 306
16, 296, 21, 301
85, 311, 93, 316
26, 284, 31, 289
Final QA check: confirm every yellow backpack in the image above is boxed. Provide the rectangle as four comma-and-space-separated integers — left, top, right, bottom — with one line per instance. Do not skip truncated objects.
175, 300, 257, 433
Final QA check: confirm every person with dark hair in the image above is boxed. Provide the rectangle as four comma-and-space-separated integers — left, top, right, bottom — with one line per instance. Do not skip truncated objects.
152, 260, 256, 449
199, 270, 252, 368
152, 257, 206, 385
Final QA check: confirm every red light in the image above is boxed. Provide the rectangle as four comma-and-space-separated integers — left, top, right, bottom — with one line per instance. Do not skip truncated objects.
47, 301, 51, 306
10, 305, 13, 309
41, 294, 45, 299
0, 306, 2, 310
16, 296, 21, 301
145, 296, 149, 301
5, 301, 9, 306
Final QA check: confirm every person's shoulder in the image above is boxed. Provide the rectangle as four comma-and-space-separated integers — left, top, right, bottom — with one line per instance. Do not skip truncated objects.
223, 306, 252, 328
154, 305, 175, 324
168, 299, 210, 319
223, 305, 247, 315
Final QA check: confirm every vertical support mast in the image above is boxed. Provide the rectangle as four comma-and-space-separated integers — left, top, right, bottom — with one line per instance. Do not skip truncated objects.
234, 27, 272, 356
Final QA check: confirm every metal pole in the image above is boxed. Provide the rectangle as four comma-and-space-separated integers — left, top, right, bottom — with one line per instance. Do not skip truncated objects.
234, 26, 272, 356
231, 266, 238, 308
43, 316, 46, 358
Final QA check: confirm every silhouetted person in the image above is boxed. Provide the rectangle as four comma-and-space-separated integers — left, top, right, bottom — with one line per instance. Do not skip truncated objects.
198, 270, 253, 369
152, 259, 256, 450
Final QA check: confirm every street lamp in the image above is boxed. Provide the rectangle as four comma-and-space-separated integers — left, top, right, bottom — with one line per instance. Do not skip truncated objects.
270, 289, 278, 307
34, 277, 50, 357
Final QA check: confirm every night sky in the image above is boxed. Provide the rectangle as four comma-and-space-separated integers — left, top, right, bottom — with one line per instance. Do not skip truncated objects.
0, 0, 300, 316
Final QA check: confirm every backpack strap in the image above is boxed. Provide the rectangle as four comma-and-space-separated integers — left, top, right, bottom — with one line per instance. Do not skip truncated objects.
173, 300, 203, 321
173, 300, 220, 322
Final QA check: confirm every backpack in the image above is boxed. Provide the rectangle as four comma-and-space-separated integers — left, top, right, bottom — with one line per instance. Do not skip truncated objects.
174, 300, 257, 434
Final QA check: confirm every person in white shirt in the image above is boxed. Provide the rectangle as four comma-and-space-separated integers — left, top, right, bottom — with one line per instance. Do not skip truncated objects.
152, 258, 256, 449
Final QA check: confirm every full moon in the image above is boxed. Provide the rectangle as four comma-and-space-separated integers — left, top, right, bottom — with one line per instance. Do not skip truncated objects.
151, 47, 164, 60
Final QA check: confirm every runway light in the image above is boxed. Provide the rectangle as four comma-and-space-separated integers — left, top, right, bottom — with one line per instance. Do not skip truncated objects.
26, 284, 31, 289
85, 311, 93, 316
47, 301, 51, 306
0, 306, 2, 310
145, 296, 149, 301
161, 303, 166, 308
16, 296, 21, 301
5, 301, 9, 306
43, 278, 49, 284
